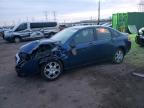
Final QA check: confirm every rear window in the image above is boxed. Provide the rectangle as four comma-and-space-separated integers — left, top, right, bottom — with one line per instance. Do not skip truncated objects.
30, 22, 57, 29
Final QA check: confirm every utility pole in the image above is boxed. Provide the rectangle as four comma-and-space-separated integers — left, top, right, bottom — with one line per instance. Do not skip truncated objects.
44, 11, 48, 21
97, 0, 100, 25
31, 17, 35, 22
12, 20, 15, 26
90, 16, 93, 21
138, 0, 144, 12
26, 17, 29, 22
53, 11, 56, 21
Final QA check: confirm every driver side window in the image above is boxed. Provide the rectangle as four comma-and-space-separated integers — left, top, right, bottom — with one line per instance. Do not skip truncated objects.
15, 23, 27, 32
74, 28, 94, 45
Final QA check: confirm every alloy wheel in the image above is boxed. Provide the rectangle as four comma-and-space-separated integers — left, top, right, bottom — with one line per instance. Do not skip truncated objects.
43, 61, 61, 80
114, 49, 124, 64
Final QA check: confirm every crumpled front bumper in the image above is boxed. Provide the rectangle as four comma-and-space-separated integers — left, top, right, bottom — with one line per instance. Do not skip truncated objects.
15, 53, 40, 76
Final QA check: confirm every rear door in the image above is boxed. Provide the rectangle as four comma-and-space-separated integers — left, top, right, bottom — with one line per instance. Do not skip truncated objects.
92, 27, 115, 61
30, 23, 44, 39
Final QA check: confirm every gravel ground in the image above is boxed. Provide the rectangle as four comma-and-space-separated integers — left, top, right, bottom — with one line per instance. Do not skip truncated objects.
0, 38, 144, 108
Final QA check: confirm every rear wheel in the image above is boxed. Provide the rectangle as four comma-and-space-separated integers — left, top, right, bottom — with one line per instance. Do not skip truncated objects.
41, 60, 63, 81
14, 37, 21, 43
113, 49, 124, 64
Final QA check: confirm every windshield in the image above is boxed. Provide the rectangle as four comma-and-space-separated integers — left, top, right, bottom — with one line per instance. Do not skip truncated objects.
50, 28, 78, 44
13, 23, 27, 31
13, 23, 20, 31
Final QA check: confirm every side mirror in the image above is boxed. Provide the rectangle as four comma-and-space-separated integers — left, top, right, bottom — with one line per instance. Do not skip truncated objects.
69, 40, 77, 55
69, 40, 76, 49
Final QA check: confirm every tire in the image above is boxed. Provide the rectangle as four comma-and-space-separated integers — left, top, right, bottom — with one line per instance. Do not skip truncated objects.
112, 49, 124, 64
40, 60, 63, 81
14, 37, 21, 43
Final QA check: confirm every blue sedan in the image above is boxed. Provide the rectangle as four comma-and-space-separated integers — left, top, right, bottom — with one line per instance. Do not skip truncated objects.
15, 26, 131, 80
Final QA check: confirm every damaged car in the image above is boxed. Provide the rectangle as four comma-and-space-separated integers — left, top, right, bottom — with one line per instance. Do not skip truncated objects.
15, 26, 131, 80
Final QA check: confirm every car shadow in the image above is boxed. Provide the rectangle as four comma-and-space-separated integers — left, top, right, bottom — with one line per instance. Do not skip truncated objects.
10, 61, 112, 83
62, 61, 111, 76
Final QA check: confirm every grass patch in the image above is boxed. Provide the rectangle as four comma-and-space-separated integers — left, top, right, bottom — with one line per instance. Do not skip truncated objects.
125, 34, 144, 68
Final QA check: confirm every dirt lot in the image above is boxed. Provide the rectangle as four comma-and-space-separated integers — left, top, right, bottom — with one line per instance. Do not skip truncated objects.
0, 37, 144, 108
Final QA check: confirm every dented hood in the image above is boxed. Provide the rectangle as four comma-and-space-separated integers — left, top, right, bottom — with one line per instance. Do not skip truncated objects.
20, 39, 58, 54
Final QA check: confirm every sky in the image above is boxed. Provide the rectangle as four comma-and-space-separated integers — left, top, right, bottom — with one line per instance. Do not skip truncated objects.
0, 0, 141, 26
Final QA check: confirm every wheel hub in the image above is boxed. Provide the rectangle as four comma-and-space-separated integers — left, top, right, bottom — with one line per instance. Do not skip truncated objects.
115, 50, 124, 63
44, 62, 61, 79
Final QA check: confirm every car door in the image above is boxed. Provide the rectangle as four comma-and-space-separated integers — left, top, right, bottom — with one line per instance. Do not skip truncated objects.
68, 28, 95, 67
30, 23, 44, 39
15, 23, 31, 39
92, 27, 115, 61
19, 29, 31, 39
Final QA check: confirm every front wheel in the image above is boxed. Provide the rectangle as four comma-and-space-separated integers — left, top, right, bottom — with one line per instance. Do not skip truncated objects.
14, 37, 21, 43
41, 60, 63, 81
112, 49, 124, 64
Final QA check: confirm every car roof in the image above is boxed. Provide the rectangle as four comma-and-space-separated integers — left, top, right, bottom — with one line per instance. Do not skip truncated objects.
69, 25, 122, 34
70, 25, 110, 30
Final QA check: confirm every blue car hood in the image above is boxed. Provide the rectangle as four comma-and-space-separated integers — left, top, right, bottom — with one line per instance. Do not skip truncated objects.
20, 39, 58, 54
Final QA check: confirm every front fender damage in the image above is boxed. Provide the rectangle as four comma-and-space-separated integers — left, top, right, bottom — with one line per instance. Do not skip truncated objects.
16, 42, 68, 76
36, 45, 68, 65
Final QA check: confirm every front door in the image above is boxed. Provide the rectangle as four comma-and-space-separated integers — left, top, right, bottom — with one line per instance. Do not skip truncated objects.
68, 28, 95, 67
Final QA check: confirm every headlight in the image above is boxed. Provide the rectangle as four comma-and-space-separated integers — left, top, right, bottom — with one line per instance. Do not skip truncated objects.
15, 53, 20, 64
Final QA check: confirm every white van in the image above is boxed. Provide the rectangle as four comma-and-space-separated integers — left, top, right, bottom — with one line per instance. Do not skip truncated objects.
4, 22, 59, 43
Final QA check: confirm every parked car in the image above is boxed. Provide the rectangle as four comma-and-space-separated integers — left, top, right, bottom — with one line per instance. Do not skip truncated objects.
15, 25, 131, 80
3, 22, 59, 43
135, 27, 144, 46
0, 26, 12, 38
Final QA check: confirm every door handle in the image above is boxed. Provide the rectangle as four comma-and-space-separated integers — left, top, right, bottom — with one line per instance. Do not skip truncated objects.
89, 42, 93, 45
88, 42, 93, 46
